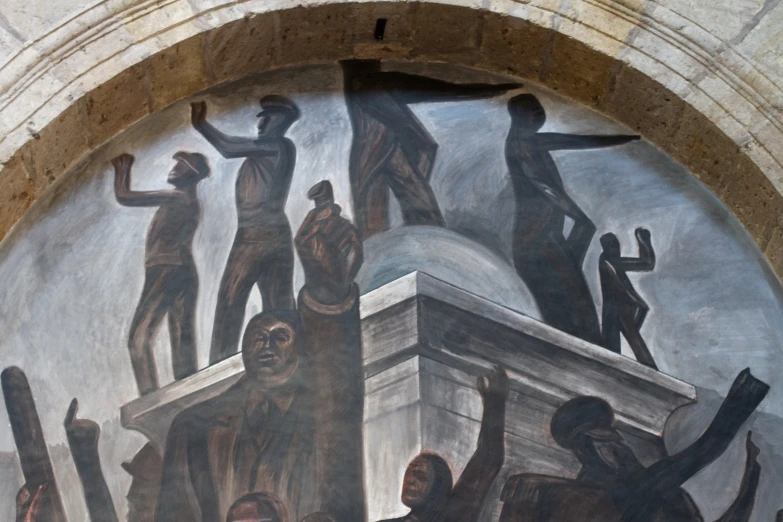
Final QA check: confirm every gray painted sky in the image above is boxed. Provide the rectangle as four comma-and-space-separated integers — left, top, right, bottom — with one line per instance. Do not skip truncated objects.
0, 63, 781, 520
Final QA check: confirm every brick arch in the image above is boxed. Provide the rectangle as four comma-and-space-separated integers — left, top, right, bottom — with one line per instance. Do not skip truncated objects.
1, 1, 782, 277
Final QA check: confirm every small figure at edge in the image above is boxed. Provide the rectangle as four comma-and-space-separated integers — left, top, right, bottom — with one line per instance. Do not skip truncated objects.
113, 152, 209, 395
599, 227, 656, 369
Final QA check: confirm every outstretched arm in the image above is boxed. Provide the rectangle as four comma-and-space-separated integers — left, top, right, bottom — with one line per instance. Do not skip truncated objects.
438, 366, 509, 522
714, 433, 761, 522
190, 102, 279, 159
112, 154, 180, 207
533, 133, 640, 151
617, 228, 655, 272
359, 72, 519, 104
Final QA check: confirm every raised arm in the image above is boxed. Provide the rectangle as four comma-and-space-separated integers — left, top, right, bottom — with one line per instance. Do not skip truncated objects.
438, 366, 509, 522
616, 228, 655, 272
714, 432, 761, 522
533, 133, 640, 151
112, 154, 180, 207
357, 72, 519, 104
190, 102, 278, 159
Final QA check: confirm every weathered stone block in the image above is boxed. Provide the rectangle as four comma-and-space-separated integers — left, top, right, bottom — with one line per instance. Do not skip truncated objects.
149, 35, 208, 111
0, 154, 35, 241
276, 5, 356, 65
83, 62, 150, 145
26, 100, 91, 186
479, 13, 550, 81
410, 3, 482, 58
764, 225, 783, 280
204, 14, 277, 86
543, 32, 615, 107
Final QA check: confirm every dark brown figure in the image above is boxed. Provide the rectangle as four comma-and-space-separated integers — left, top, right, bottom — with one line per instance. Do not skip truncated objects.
114, 152, 210, 395
226, 492, 288, 522
380, 366, 509, 522
64, 399, 119, 522
155, 181, 364, 522
341, 59, 519, 239
2, 367, 67, 522
599, 228, 657, 369
506, 94, 639, 344
499, 368, 768, 522
191, 97, 299, 364
122, 443, 163, 522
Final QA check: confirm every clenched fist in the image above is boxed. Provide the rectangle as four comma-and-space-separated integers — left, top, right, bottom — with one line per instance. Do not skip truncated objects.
295, 180, 362, 305
478, 365, 510, 404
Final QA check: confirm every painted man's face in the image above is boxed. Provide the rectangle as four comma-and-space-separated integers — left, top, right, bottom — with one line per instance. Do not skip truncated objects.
167, 160, 195, 186
242, 316, 298, 381
226, 500, 282, 522
401, 455, 435, 508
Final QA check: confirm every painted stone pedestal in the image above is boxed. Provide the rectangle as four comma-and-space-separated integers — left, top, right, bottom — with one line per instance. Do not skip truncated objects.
121, 271, 696, 521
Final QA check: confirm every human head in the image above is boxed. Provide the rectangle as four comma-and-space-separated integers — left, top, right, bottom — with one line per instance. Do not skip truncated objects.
226, 492, 287, 522
550, 397, 641, 476
401, 453, 453, 510
507, 94, 546, 134
241, 309, 302, 389
168, 151, 210, 186
600, 233, 621, 256
307, 180, 334, 208
299, 513, 337, 522
122, 443, 163, 522
257, 95, 300, 136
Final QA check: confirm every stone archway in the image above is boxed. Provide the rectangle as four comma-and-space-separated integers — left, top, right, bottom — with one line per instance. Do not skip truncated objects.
1, 0, 782, 276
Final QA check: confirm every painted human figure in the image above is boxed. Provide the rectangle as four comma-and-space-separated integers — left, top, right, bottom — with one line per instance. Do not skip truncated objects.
341, 59, 519, 239
379, 366, 509, 522
63, 399, 119, 522
499, 368, 768, 522
505, 93, 639, 344
122, 443, 163, 522
155, 181, 364, 522
226, 493, 288, 522
113, 152, 209, 395
191, 97, 298, 364
599, 228, 657, 369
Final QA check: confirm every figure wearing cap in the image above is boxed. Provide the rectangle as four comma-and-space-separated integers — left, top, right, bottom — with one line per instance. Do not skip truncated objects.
191, 96, 300, 365
500, 369, 768, 522
113, 151, 210, 395
340, 59, 519, 240
155, 181, 365, 522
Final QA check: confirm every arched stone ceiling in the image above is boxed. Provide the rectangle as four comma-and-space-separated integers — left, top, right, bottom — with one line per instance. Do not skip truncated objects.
1, 0, 783, 276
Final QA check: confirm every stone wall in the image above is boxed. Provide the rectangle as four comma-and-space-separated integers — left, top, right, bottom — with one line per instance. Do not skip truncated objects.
1, 0, 783, 279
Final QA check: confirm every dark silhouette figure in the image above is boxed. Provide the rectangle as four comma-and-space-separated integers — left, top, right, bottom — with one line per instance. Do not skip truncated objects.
599, 228, 657, 369
113, 152, 209, 395
122, 443, 163, 522
505, 93, 639, 343
191, 97, 299, 364
379, 366, 509, 522
2, 367, 67, 522
63, 399, 119, 522
155, 181, 364, 522
226, 493, 287, 522
499, 368, 768, 522
341, 59, 519, 239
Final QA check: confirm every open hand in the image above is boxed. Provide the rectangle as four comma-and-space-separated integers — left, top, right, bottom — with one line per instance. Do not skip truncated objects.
111, 153, 134, 173
191, 101, 207, 125
477, 365, 510, 403
635, 227, 651, 243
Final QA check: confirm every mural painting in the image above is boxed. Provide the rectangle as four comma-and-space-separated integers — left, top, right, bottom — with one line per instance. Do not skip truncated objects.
0, 62, 781, 522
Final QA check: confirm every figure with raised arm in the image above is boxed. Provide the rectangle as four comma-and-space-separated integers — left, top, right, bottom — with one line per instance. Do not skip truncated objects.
155, 180, 365, 522
341, 59, 519, 239
379, 366, 509, 522
506, 93, 640, 344
113, 152, 209, 395
599, 228, 657, 369
499, 368, 768, 522
191, 97, 299, 364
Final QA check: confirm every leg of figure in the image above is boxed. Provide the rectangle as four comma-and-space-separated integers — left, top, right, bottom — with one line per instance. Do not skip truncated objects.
634, 306, 649, 330
619, 312, 657, 369
168, 266, 199, 381
257, 235, 295, 311
361, 175, 391, 239
209, 237, 261, 364
384, 147, 445, 227
602, 309, 622, 354
128, 267, 176, 395
566, 216, 596, 267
